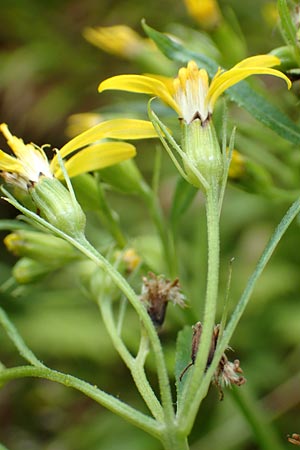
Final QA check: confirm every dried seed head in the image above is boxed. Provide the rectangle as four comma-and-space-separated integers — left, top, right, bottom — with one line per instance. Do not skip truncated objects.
140, 272, 185, 327
288, 434, 300, 446
179, 321, 246, 399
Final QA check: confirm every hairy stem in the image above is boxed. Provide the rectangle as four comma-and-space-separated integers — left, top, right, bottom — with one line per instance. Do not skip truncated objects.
98, 295, 164, 422
0, 365, 161, 438
178, 181, 220, 432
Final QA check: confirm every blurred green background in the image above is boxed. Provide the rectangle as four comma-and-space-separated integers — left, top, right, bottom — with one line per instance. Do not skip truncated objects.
0, 0, 300, 449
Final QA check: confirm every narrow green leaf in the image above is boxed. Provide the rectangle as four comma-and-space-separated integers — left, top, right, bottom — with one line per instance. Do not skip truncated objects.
227, 81, 300, 145
142, 20, 216, 72
142, 21, 300, 145
212, 197, 300, 372
277, 0, 297, 46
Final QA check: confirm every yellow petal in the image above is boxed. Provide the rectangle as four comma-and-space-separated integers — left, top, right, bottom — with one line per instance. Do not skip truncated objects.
54, 142, 136, 179
208, 67, 291, 110
143, 73, 175, 95
0, 150, 23, 173
233, 55, 281, 69
98, 74, 179, 113
58, 119, 157, 160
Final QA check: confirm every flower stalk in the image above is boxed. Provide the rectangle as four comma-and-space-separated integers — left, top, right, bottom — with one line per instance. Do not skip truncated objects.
177, 180, 220, 431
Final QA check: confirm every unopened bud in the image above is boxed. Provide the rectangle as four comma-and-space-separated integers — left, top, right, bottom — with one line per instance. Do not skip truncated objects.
29, 177, 86, 238
182, 120, 223, 190
4, 230, 79, 265
12, 257, 55, 284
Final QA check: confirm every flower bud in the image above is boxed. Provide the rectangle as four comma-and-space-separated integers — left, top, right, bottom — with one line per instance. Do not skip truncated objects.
114, 248, 142, 273
12, 257, 55, 284
4, 230, 79, 265
182, 120, 223, 189
29, 177, 86, 238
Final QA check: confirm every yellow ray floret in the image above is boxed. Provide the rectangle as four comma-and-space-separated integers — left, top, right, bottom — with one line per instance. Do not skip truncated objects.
0, 119, 157, 187
98, 55, 291, 124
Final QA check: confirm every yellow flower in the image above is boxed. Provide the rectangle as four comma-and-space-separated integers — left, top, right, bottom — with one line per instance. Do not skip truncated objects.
0, 119, 158, 189
98, 55, 291, 125
228, 149, 245, 179
83, 25, 146, 59
183, 0, 222, 29
83, 25, 175, 75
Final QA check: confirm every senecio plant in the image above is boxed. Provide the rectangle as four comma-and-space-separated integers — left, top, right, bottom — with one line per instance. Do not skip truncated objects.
1, 1, 300, 449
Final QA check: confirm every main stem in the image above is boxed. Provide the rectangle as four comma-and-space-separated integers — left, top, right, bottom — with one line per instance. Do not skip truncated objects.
178, 181, 220, 432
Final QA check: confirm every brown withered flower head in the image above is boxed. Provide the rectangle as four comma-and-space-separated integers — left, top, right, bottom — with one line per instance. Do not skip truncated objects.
140, 272, 185, 327
288, 434, 300, 446
180, 322, 246, 400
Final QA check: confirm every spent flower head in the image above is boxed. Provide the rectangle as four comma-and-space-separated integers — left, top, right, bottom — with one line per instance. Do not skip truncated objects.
140, 272, 185, 327
288, 434, 300, 446
180, 322, 245, 400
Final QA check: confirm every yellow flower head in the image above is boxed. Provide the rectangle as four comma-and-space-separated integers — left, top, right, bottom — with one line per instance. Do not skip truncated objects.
0, 119, 158, 189
83, 25, 146, 59
98, 55, 291, 125
0, 124, 53, 190
183, 0, 222, 28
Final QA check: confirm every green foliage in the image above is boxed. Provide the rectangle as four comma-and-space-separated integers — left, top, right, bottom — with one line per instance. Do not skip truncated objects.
1, 1, 300, 449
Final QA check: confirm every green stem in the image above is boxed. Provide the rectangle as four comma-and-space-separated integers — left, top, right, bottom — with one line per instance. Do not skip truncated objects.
71, 236, 175, 425
178, 181, 220, 432
160, 428, 190, 450
0, 306, 45, 368
184, 197, 300, 423
1, 193, 175, 426
99, 295, 134, 366
0, 365, 161, 438
98, 295, 164, 422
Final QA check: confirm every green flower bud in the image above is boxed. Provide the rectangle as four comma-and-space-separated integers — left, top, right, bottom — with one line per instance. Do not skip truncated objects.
182, 119, 223, 189
30, 177, 86, 238
12, 257, 55, 284
4, 230, 80, 265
